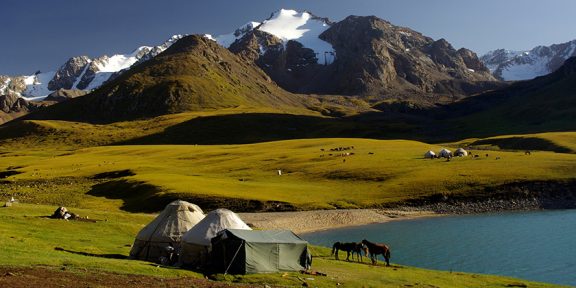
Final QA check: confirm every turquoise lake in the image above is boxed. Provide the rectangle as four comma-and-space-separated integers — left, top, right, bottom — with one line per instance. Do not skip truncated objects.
303, 210, 576, 286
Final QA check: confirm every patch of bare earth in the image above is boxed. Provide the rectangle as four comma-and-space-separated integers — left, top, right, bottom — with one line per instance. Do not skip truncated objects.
0, 266, 252, 288
239, 209, 437, 234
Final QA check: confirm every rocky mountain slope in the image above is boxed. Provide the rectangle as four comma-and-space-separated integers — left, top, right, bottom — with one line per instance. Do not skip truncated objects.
481, 39, 576, 81
2, 9, 500, 108
434, 56, 576, 137
0, 35, 183, 99
25, 35, 313, 123
216, 9, 500, 103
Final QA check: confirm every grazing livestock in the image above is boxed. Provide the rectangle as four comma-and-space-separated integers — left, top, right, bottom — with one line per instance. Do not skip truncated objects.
332, 242, 367, 262
362, 239, 391, 266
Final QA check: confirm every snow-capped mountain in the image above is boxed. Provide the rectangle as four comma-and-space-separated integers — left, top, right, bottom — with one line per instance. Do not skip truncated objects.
481, 39, 576, 81
0, 35, 184, 100
209, 10, 496, 99
207, 9, 336, 65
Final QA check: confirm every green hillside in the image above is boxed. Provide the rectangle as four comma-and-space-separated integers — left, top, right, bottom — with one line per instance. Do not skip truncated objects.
433, 57, 576, 139
2, 137, 575, 213
25, 35, 319, 123
0, 204, 564, 288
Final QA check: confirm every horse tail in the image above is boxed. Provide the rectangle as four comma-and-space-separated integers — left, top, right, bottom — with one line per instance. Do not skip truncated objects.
386, 247, 391, 260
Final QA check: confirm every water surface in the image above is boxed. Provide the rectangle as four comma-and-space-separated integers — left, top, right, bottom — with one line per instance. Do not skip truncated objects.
303, 210, 576, 286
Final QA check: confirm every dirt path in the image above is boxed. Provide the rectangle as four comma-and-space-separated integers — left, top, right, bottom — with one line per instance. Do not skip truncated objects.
0, 266, 250, 288
239, 209, 437, 234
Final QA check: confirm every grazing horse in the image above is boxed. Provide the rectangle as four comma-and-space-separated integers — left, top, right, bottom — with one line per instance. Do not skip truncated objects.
351, 242, 368, 262
332, 242, 366, 262
362, 239, 391, 266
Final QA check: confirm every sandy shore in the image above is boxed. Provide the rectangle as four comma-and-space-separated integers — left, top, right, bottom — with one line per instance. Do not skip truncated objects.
239, 209, 437, 234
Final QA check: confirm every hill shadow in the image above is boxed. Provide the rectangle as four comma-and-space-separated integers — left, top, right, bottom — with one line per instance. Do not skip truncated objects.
54, 247, 126, 259
87, 179, 297, 213
116, 112, 426, 145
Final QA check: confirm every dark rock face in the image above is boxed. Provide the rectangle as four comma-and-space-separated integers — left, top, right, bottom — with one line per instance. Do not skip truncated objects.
458, 48, 490, 73
0, 75, 27, 96
44, 89, 89, 102
26, 35, 308, 123
0, 94, 30, 113
229, 15, 499, 103
320, 16, 497, 100
76, 61, 99, 90
48, 56, 90, 90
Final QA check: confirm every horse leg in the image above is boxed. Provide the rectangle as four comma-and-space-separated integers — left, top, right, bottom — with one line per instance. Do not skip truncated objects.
346, 250, 351, 261
334, 248, 339, 260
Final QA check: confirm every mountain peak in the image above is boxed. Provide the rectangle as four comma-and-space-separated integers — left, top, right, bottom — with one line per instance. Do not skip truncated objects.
480, 39, 576, 80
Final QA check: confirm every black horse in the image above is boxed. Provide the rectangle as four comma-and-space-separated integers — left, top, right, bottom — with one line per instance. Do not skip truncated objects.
332, 242, 367, 262
361, 239, 391, 266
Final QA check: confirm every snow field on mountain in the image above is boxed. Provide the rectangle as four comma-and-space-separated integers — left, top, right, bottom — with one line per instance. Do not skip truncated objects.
22, 71, 56, 98
500, 55, 550, 81
212, 22, 261, 48
258, 9, 335, 64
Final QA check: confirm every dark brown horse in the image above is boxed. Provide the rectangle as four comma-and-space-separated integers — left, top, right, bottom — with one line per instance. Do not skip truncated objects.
362, 239, 391, 266
332, 242, 367, 262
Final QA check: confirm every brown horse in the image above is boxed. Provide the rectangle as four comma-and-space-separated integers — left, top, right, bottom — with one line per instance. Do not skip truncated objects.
332, 242, 367, 262
362, 239, 391, 266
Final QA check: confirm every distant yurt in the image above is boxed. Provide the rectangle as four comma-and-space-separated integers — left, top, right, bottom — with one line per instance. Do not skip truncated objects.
454, 148, 468, 157
180, 208, 251, 267
129, 200, 205, 262
424, 150, 436, 159
438, 148, 452, 158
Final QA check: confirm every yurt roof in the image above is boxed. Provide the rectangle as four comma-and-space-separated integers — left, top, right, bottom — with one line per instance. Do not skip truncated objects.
182, 208, 251, 246
135, 200, 205, 242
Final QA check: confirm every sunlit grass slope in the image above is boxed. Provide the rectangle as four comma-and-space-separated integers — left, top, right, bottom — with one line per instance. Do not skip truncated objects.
0, 204, 563, 288
2, 137, 575, 212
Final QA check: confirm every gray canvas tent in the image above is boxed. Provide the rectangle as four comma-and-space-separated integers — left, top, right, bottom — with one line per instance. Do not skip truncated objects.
210, 229, 310, 274
180, 208, 251, 266
129, 200, 205, 262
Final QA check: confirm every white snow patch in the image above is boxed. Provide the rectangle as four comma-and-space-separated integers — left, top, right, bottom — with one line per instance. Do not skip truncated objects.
467, 68, 475, 72
258, 9, 335, 64
22, 71, 56, 98
86, 72, 113, 90
94, 54, 139, 73
22, 95, 48, 101
213, 22, 261, 48
501, 55, 550, 81
72, 61, 92, 89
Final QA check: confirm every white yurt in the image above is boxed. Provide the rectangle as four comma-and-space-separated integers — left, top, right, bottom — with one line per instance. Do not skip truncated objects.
180, 208, 251, 267
129, 200, 205, 262
424, 150, 436, 159
454, 148, 468, 157
438, 148, 452, 158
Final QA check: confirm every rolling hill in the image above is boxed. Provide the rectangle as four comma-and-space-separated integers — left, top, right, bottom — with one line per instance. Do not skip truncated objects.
23, 35, 317, 123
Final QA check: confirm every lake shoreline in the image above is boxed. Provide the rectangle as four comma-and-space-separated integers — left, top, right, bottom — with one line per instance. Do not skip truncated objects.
239, 208, 439, 234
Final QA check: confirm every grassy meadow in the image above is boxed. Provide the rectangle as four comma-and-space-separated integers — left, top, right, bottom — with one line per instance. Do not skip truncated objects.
0, 203, 566, 287
1, 113, 575, 286
1, 133, 576, 212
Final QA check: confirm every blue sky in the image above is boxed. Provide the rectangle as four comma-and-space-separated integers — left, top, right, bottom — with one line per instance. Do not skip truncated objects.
1, 0, 576, 75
